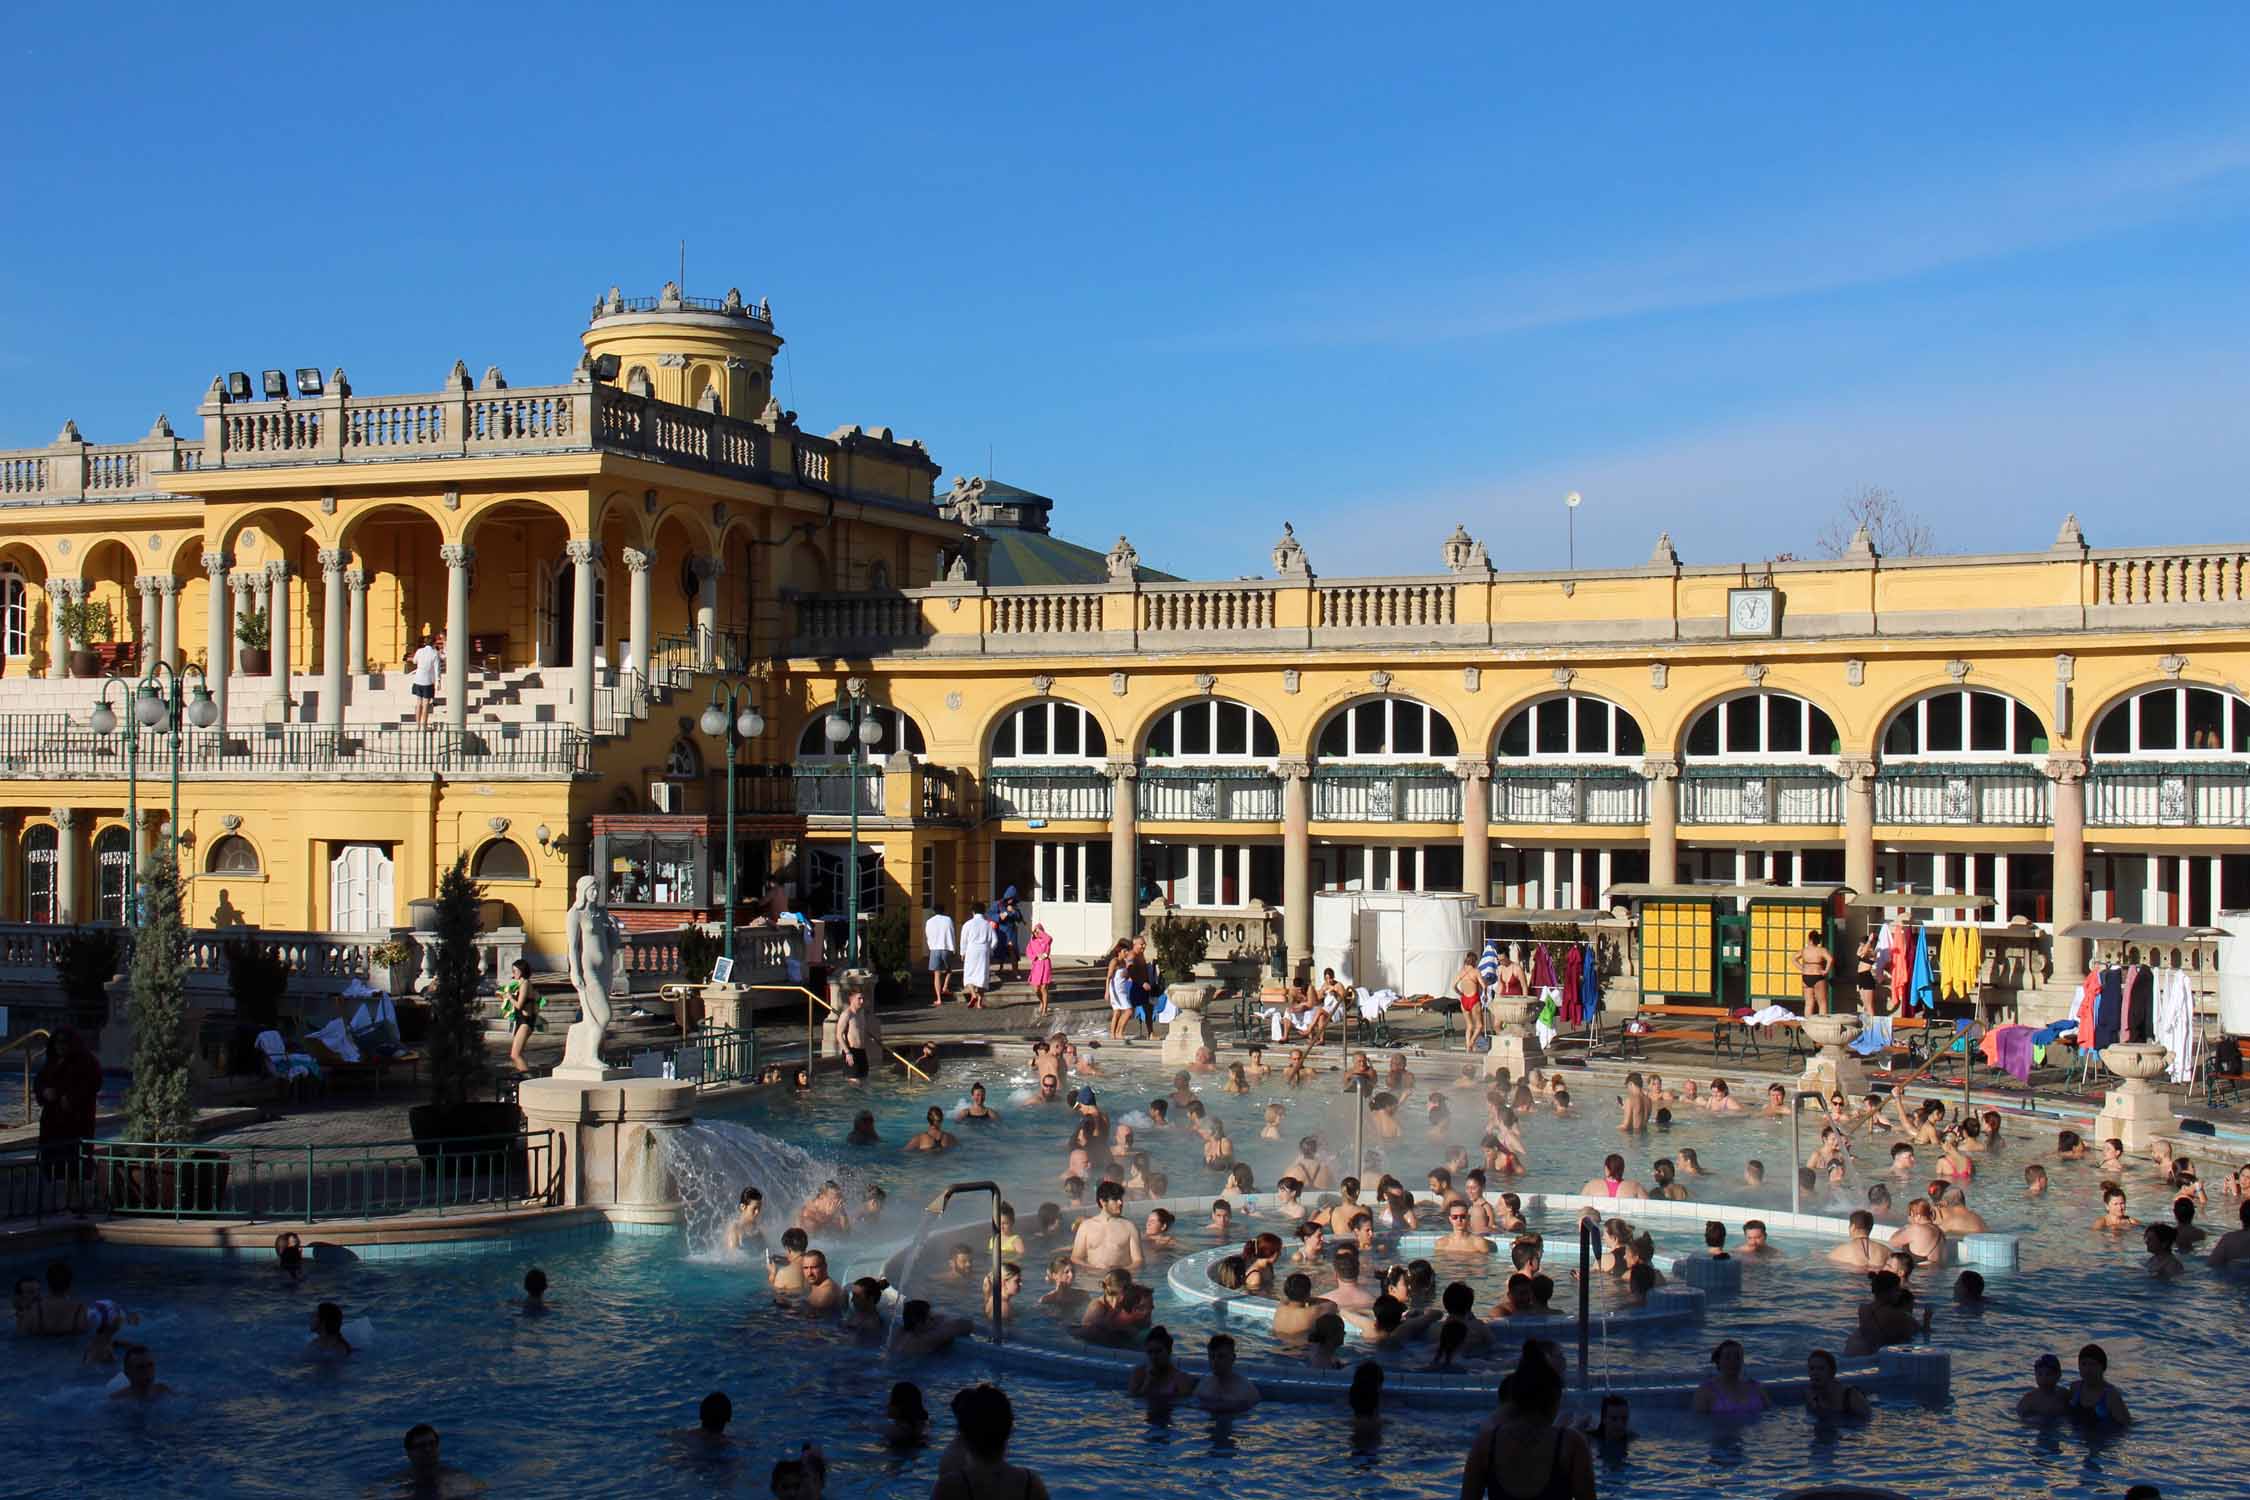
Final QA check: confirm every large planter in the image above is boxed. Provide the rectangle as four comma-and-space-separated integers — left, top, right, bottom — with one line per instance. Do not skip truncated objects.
68, 649, 102, 679
408, 1101, 529, 1186
407, 898, 442, 934
2095, 1040, 2175, 1150
1799, 1012, 1866, 1094
238, 647, 271, 675
101, 1148, 234, 1216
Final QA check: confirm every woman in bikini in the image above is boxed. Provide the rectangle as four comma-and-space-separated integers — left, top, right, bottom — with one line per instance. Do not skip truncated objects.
1459, 1344, 1596, 1500
1455, 950, 1487, 1051
1855, 929, 1882, 1016
1691, 1339, 1770, 1417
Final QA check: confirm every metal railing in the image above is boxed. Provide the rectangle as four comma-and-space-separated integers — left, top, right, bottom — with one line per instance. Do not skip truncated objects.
648, 628, 749, 689
0, 1130, 563, 1224
1874, 766, 2052, 826
2087, 764, 2250, 827
1136, 768, 1284, 822
1309, 765, 1462, 822
616, 1023, 758, 1089
1490, 766, 1648, 825
795, 764, 885, 816
1679, 767, 1844, 825
0, 717, 590, 778
3, 1028, 51, 1127
982, 768, 1112, 822
920, 766, 962, 821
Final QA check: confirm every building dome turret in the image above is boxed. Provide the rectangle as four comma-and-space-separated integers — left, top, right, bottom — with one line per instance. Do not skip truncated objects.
580, 281, 782, 416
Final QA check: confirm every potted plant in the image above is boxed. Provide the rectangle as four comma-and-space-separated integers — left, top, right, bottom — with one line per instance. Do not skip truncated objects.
864, 906, 911, 1007
51, 926, 123, 1036
235, 604, 271, 675
58, 596, 112, 679
408, 856, 519, 1173
1147, 912, 1209, 991
369, 936, 420, 996
110, 852, 232, 1214
676, 924, 722, 987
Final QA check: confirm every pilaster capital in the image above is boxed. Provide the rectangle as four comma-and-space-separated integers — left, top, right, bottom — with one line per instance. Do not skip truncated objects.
2044, 755, 2090, 786
51, 579, 86, 603
201, 550, 231, 577
690, 554, 725, 581
135, 575, 164, 598
50, 807, 80, 831
565, 539, 599, 567
1104, 758, 1140, 783
1275, 757, 1313, 782
1639, 755, 1683, 782
440, 542, 476, 570
229, 572, 260, 597
264, 558, 291, 581
1836, 756, 1878, 791
155, 574, 181, 597
342, 567, 367, 590
317, 547, 349, 575
621, 546, 656, 574
1451, 757, 1492, 782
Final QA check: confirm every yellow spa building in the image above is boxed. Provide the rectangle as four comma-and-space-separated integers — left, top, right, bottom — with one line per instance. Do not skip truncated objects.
2, 279, 2247, 1019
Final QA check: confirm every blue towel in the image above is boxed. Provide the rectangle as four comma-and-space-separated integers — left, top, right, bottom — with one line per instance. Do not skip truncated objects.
1478, 939, 1500, 990
1910, 928, 1936, 1012
1849, 1015, 1895, 1055
2029, 1018, 2079, 1047
1579, 943, 1601, 1018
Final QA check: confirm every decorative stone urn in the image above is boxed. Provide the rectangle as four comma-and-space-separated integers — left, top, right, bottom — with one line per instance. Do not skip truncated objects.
2094, 1041, 2175, 1151
1799, 1012, 1866, 1096
1159, 980, 1217, 1066
1483, 994, 1545, 1079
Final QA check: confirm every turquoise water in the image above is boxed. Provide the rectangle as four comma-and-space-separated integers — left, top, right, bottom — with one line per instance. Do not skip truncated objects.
8, 1051, 2249, 1499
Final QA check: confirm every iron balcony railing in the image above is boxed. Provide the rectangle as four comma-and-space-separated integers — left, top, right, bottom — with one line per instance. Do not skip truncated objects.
1679, 765, 1845, 825
795, 764, 885, 817
1309, 764, 1462, 823
1873, 764, 2053, 826
0, 716, 590, 778
983, 767, 1112, 822
615, 1024, 758, 1090
1489, 764, 1649, 825
1137, 766, 1284, 822
0, 1131, 563, 1224
2087, 762, 2250, 828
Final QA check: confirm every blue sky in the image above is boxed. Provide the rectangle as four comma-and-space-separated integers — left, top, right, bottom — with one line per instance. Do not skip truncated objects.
4, 4, 2248, 578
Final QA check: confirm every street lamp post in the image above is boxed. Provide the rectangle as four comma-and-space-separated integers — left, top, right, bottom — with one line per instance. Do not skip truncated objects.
823, 690, 885, 971
89, 662, 219, 918
697, 683, 767, 968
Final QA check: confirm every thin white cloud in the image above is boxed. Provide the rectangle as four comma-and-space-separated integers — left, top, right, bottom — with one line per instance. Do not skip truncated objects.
1150, 131, 2250, 352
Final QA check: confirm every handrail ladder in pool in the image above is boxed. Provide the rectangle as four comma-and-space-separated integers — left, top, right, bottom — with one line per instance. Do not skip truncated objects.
745, 983, 932, 1081
939, 1179, 1007, 1346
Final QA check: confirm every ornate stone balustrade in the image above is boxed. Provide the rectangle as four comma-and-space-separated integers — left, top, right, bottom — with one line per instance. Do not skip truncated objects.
1308, 765, 1462, 823
1137, 767, 1284, 822
2086, 763, 2250, 828
1873, 766, 2053, 826
982, 768, 1112, 822
1490, 766, 1649, 825
2090, 549, 2250, 607
1679, 766, 1845, 825
0, 421, 203, 506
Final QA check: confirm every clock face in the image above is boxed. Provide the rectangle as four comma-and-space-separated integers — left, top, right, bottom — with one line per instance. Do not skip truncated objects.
1730, 589, 1776, 636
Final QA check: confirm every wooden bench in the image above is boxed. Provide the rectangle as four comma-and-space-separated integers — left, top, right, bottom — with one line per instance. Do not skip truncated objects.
1623, 1003, 1768, 1061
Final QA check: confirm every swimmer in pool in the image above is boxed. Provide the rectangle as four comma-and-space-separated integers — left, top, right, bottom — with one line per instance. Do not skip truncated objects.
847, 1112, 881, 1145
799, 1181, 851, 1236
1207, 1200, 1234, 1239
1142, 1209, 1178, 1253
1691, 1339, 1770, 1415
1804, 1347, 1870, 1418
2093, 1184, 2139, 1233
1127, 1325, 1200, 1405
843, 1277, 889, 1344
2143, 1223, 2185, 1278
1890, 1199, 1946, 1265
1434, 1203, 1494, 1254
905, 1108, 958, 1153
110, 1344, 170, 1401
768, 1228, 810, 1293
1283, 1049, 1316, 1087
1243, 1047, 1272, 1084
307, 1301, 355, 1358
1260, 1102, 1286, 1142
2064, 1342, 2131, 1426
1762, 1082, 1790, 1118
956, 1083, 1002, 1123
802, 1251, 844, 1314
80, 1298, 140, 1367
1582, 1153, 1647, 1201
1039, 1255, 1088, 1313
890, 1299, 973, 1358
2016, 1352, 2069, 1419
1829, 1210, 1891, 1272
2023, 1164, 2048, 1197
1706, 1080, 1744, 1113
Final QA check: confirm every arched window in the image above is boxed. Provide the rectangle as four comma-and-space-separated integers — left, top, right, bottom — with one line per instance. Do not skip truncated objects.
1145, 698, 1279, 761
1316, 697, 1459, 760
205, 834, 261, 875
94, 826, 131, 924
1882, 689, 2047, 758
1495, 694, 1645, 760
0, 566, 27, 659
22, 823, 57, 923
2092, 684, 2250, 757
990, 701, 1108, 764
1684, 692, 1840, 759
472, 838, 531, 881
797, 707, 928, 761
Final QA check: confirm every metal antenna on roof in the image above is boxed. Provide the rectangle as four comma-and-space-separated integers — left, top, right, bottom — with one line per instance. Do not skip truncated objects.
679, 239, 686, 294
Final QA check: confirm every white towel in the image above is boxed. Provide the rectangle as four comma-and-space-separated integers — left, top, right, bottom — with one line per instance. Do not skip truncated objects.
1744, 1005, 1794, 1027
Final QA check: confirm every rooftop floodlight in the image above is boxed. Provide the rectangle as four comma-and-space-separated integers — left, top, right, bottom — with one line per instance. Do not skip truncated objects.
261, 369, 289, 399
589, 353, 622, 381
294, 368, 324, 396
225, 372, 254, 402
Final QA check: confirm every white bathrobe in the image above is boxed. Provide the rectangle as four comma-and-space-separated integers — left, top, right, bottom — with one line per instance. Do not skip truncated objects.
960, 913, 994, 990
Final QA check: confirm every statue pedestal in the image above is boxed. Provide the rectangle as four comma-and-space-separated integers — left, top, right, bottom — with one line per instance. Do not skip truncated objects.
1160, 982, 1216, 1065
517, 1075, 697, 1219
1798, 1014, 1866, 1097
2094, 1042, 2175, 1151
552, 1018, 630, 1082
701, 983, 746, 1033
1484, 996, 1544, 1079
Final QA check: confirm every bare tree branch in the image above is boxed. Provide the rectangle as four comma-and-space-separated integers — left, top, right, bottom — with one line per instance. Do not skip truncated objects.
1816, 485, 1936, 558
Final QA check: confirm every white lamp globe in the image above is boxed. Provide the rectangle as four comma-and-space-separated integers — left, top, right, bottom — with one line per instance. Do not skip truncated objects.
736, 709, 765, 740
698, 705, 727, 738
824, 712, 852, 744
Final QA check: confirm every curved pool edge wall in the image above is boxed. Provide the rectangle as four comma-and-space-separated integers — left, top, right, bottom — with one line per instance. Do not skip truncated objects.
35, 1204, 679, 1264
963, 1334, 1950, 1409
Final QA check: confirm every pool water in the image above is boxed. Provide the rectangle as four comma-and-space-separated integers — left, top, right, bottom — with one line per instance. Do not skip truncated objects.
9, 1050, 2249, 1500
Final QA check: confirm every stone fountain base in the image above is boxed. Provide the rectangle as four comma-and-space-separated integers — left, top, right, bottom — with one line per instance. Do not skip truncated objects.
2093, 1041, 2175, 1150
1798, 1013, 1866, 1097
1160, 982, 1217, 1066
1483, 997, 1545, 1078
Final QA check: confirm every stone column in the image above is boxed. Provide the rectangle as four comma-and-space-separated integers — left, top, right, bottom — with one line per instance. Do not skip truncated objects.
440, 543, 474, 732
318, 549, 348, 731
156, 575, 180, 671
202, 553, 231, 728
2048, 755, 2089, 981
45, 579, 80, 679
1643, 755, 1681, 886
1280, 758, 1312, 980
567, 539, 598, 734
136, 576, 161, 667
52, 807, 80, 923
693, 554, 722, 668
622, 546, 655, 680
229, 572, 260, 680
344, 567, 367, 675
265, 560, 292, 719
1456, 757, 1492, 905
1841, 756, 1877, 948
1107, 758, 1139, 945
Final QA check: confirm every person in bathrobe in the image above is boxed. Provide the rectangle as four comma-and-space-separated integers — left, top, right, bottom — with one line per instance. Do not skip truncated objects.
960, 908, 995, 1009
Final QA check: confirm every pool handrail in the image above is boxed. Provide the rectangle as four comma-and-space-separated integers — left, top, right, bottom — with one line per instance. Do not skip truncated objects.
939, 1179, 1007, 1347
